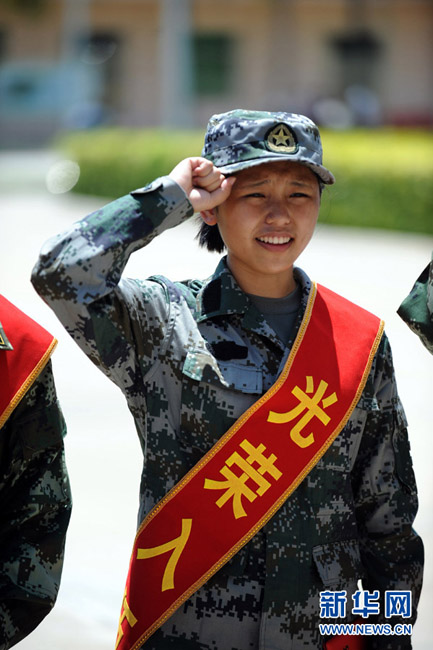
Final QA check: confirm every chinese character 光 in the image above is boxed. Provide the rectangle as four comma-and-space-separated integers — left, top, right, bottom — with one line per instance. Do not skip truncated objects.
203, 439, 282, 519
267, 376, 338, 448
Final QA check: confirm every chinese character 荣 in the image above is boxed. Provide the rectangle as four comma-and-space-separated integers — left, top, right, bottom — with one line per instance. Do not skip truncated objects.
204, 439, 282, 519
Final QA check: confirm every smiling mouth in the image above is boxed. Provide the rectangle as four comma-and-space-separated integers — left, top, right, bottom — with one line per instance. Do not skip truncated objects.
256, 235, 293, 245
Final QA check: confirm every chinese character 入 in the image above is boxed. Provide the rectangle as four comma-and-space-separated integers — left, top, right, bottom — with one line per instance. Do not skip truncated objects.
136, 518, 192, 592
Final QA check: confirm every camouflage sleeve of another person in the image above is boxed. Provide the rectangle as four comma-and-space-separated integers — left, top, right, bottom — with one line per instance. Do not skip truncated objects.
0, 361, 72, 649
350, 334, 423, 650
31, 178, 194, 387
397, 254, 433, 354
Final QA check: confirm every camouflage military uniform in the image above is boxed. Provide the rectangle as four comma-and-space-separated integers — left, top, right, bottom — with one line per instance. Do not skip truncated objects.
0, 309, 71, 649
31, 176, 423, 650
398, 254, 433, 354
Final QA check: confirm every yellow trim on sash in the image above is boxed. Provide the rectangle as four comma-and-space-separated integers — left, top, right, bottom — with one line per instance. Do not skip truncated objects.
0, 338, 57, 429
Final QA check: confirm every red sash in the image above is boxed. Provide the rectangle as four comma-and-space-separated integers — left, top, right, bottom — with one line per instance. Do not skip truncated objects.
116, 283, 384, 649
0, 295, 57, 429
325, 621, 365, 649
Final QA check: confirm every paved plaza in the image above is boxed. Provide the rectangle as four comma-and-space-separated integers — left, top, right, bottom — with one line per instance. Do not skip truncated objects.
1, 152, 432, 649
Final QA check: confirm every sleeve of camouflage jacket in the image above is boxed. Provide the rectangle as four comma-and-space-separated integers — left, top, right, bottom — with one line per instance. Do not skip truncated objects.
397, 253, 433, 354
31, 178, 194, 388
350, 334, 423, 650
0, 362, 72, 649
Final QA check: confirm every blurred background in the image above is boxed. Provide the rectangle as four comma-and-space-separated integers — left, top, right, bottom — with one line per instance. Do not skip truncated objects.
0, 0, 432, 648
0, 0, 432, 140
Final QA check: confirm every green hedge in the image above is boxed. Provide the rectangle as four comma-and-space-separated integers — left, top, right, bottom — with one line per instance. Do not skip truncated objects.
319, 129, 433, 233
56, 127, 433, 234
56, 129, 204, 198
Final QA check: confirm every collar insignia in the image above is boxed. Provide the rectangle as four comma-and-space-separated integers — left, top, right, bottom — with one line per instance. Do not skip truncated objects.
0, 322, 13, 351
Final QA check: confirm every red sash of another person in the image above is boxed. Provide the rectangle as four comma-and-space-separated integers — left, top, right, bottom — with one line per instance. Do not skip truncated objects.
0, 294, 57, 429
116, 282, 384, 650
324, 620, 365, 649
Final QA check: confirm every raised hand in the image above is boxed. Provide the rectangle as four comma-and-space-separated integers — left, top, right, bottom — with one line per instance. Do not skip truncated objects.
169, 157, 236, 213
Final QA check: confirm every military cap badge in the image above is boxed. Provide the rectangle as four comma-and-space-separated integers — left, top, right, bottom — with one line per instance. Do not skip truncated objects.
266, 123, 298, 154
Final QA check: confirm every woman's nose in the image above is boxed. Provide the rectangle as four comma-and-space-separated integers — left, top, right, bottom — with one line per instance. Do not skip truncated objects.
265, 199, 291, 223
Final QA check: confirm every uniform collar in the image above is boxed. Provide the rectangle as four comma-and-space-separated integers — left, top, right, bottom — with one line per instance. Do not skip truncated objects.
197, 258, 311, 317
196, 257, 312, 350
196, 257, 252, 322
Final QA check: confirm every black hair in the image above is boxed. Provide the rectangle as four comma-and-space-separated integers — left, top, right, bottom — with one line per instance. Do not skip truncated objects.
196, 172, 325, 253
196, 216, 226, 253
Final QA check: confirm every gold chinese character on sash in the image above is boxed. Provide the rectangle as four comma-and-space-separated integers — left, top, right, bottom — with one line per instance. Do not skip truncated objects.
115, 590, 138, 650
204, 439, 282, 519
268, 376, 338, 448
137, 518, 192, 592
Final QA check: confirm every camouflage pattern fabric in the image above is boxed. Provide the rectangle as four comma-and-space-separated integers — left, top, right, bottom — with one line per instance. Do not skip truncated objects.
398, 254, 433, 354
0, 351, 72, 649
31, 177, 423, 650
202, 109, 335, 184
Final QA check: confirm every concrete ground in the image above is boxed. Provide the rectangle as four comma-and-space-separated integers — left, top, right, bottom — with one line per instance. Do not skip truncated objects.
1, 151, 432, 649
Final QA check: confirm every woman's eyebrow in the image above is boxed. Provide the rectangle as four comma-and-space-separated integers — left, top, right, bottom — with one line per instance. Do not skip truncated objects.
240, 178, 314, 189
291, 180, 314, 188
238, 178, 270, 189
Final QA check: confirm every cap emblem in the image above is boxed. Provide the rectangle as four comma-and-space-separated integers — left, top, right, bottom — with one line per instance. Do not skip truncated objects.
266, 123, 298, 154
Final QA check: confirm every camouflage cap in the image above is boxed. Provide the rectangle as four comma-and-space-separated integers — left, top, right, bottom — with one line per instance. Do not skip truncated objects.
202, 109, 335, 184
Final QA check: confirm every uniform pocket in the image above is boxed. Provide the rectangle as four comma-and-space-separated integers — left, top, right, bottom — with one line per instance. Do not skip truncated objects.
310, 441, 351, 509
313, 538, 364, 589
179, 349, 262, 455
17, 401, 65, 460
392, 397, 417, 495
308, 432, 358, 539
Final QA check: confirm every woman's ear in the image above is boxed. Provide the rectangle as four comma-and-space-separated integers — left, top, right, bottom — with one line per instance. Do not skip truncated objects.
199, 208, 218, 226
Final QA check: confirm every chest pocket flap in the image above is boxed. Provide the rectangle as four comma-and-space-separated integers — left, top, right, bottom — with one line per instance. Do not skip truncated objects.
182, 349, 263, 394
313, 538, 364, 589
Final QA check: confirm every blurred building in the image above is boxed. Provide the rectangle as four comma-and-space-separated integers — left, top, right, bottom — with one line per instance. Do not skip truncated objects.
0, 0, 432, 146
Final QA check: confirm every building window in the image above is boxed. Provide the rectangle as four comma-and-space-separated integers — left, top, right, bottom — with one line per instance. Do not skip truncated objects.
330, 29, 382, 88
192, 33, 234, 96
73, 32, 121, 122
76, 33, 119, 67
